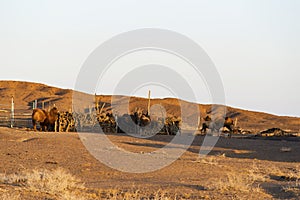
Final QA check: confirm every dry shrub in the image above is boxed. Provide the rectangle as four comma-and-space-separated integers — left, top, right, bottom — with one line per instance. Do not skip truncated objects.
247, 162, 269, 183
94, 188, 172, 200
0, 192, 20, 200
0, 168, 85, 200
0, 173, 27, 186
277, 165, 300, 197
25, 168, 84, 194
1, 169, 174, 200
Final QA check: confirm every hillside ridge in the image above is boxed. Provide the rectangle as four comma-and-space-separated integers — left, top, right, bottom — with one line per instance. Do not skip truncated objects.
0, 80, 299, 132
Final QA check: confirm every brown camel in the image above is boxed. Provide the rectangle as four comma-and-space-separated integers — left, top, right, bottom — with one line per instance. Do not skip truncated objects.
32, 107, 59, 131
201, 116, 234, 136
116, 109, 151, 133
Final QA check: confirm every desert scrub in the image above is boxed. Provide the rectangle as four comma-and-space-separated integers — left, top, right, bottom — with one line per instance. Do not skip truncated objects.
25, 168, 84, 194
0, 168, 86, 200
0, 192, 20, 200
278, 165, 300, 197
208, 163, 272, 199
0, 169, 177, 200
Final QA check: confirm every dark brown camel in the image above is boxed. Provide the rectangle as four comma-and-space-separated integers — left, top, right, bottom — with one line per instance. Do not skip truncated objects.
32, 107, 59, 131
200, 116, 234, 136
116, 109, 151, 133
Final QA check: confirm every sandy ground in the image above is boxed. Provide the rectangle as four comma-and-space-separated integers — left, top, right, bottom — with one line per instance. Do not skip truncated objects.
0, 127, 300, 199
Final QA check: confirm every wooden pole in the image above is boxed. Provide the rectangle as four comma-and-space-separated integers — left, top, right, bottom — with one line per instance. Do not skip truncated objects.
10, 96, 14, 128
234, 118, 238, 128
35, 99, 37, 109
115, 115, 118, 133
42, 101, 44, 110
89, 105, 92, 115
147, 90, 151, 116
54, 120, 57, 132
94, 93, 98, 111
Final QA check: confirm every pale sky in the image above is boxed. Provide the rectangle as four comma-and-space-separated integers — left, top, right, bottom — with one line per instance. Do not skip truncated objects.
0, 0, 299, 117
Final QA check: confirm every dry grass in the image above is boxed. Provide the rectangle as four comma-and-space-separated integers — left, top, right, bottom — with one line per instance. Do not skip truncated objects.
2, 164, 300, 199
0, 168, 175, 200
96, 188, 173, 200
194, 153, 226, 166
269, 165, 300, 180
195, 156, 219, 165
0, 168, 85, 200
0, 191, 20, 200
283, 181, 300, 197
247, 162, 269, 183
208, 162, 272, 199
25, 168, 84, 194
275, 165, 300, 197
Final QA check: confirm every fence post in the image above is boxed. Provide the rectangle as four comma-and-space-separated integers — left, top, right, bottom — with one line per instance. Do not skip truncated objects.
42, 101, 45, 110
10, 96, 14, 128
32, 100, 37, 109
234, 118, 238, 128
147, 90, 151, 116
115, 115, 118, 133
89, 105, 92, 115
55, 120, 57, 132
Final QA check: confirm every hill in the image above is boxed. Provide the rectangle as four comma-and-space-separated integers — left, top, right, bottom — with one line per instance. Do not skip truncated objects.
0, 80, 299, 132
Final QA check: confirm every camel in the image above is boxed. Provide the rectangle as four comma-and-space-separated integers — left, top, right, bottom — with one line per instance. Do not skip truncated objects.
32, 107, 59, 131
200, 116, 234, 136
116, 109, 151, 133
163, 116, 181, 135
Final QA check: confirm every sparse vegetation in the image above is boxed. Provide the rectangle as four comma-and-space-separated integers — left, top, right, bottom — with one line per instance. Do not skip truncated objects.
0, 192, 20, 200
208, 161, 272, 199
0, 168, 178, 200
271, 165, 300, 197
1, 126, 300, 199
0, 168, 85, 200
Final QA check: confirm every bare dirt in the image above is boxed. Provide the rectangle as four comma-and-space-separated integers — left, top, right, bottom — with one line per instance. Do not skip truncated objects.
1, 127, 300, 199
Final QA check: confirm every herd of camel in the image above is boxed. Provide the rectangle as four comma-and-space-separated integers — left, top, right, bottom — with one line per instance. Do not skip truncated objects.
32, 106, 235, 136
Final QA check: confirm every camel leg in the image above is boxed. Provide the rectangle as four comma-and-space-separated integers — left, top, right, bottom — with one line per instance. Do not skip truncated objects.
32, 120, 37, 131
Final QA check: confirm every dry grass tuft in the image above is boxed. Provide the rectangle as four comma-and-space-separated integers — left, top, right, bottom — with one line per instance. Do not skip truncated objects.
247, 162, 269, 183
270, 165, 300, 181
278, 165, 300, 197
208, 163, 272, 199
0, 192, 20, 200
197, 156, 219, 165
0, 168, 176, 200
0, 168, 85, 200
92, 188, 172, 200
25, 168, 84, 194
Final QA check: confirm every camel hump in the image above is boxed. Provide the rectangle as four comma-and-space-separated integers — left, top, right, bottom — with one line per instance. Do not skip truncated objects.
42, 109, 48, 115
32, 108, 47, 121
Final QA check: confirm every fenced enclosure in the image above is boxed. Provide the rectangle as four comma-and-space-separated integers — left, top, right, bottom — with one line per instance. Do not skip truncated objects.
0, 97, 50, 129
0, 96, 236, 135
